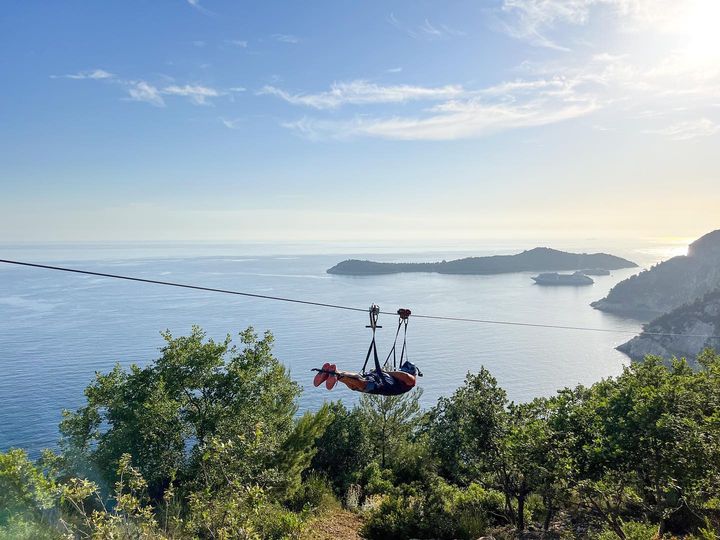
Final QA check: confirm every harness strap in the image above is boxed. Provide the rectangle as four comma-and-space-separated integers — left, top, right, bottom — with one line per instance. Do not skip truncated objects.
362, 305, 382, 374
384, 308, 411, 370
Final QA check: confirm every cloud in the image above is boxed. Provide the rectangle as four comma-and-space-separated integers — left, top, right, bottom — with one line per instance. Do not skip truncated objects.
54, 67, 225, 107
127, 81, 165, 107
389, 13, 465, 40
282, 96, 596, 141
162, 84, 221, 105
192, 40, 206, 47
221, 118, 243, 129
275, 72, 600, 141
186, 0, 212, 14
497, 0, 691, 50
272, 33, 300, 44
644, 118, 720, 140
386, 67, 403, 73
225, 39, 248, 48
260, 80, 466, 109
51, 69, 114, 80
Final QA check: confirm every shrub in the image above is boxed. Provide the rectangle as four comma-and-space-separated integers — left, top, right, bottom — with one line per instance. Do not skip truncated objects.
0, 517, 59, 540
594, 520, 659, 540
359, 463, 396, 496
362, 479, 506, 540
453, 483, 508, 534
255, 504, 305, 540
289, 473, 339, 513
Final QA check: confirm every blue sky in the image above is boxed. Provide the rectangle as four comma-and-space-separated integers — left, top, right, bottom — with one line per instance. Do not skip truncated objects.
2, 0, 719, 244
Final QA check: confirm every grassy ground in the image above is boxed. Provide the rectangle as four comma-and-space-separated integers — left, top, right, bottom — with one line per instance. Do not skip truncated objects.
300, 509, 365, 540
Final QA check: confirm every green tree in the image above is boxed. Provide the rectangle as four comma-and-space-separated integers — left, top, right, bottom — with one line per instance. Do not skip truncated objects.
0, 449, 58, 532
59, 326, 301, 499
358, 389, 422, 470
310, 401, 372, 494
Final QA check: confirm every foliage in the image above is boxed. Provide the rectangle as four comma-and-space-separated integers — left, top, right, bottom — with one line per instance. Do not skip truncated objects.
357, 389, 422, 469
361, 479, 507, 540
60, 326, 301, 498
2, 326, 720, 539
0, 449, 57, 527
310, 401, 372, 493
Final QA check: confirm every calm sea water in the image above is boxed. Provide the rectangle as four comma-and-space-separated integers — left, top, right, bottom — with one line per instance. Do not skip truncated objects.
0, 241, 672, 456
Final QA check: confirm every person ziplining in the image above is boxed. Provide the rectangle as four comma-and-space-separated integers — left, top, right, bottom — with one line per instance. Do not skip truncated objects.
312, 305, 422, 396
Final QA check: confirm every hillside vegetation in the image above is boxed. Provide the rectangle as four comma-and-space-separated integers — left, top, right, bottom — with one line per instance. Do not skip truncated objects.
593, 230, 720, 317
618, 290, 720, 364
2, 326, 720, 539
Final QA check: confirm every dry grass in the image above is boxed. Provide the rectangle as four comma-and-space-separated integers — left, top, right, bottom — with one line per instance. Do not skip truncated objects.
300, 508, 365, 540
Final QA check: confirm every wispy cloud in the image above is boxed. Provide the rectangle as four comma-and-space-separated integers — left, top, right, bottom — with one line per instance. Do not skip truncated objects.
127, 81, 165, 107
260, 80, 465, 109
644, 118, 720, 140
386, 67, 403, 74
273, 73, 599, 141
497, 0, 690, 50
272, 33, 300, 44
186, 0, 212, 14
225, 39, 248, 48
51, 69, 114, 80
389, 13, 465, 40
282, 98, 596, 141
221, 117, 243, 129
54, 68, 226, 107
162, 84, 221, 105
192, 40, 206, 47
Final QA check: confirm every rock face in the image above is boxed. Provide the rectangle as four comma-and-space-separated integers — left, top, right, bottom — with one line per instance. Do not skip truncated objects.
592, 229, 720, 317
617, 290, 720, 365
327, 247, 637, 276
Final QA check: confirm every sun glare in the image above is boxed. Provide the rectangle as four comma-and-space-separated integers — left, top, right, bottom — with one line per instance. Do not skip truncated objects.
679, 0, 720, 63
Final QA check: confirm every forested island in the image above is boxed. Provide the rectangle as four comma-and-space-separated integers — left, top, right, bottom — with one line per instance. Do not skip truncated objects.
327, 247, 637, 276
2, 326, 719, 540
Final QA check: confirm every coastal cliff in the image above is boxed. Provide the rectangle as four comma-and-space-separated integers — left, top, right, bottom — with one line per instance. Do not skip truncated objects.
617, 290, 720, 365
327, 247, 637, 276
592, 229, 720, 317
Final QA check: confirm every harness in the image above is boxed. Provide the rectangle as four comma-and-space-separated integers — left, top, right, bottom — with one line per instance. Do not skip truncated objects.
361, 305, 420, 380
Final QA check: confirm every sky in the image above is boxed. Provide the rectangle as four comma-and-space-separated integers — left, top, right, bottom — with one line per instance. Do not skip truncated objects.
1, 0, 719, 245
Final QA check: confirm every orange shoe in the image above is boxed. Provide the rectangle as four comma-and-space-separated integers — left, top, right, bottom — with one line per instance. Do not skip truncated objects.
326, 363, 338, 389
313, 362, 331, 387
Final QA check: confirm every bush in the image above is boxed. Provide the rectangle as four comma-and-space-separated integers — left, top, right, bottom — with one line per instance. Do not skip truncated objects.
289, 473, 339, 513
453, 483, 508, 534
359, 463, 396, 496
362, 479, 506, 540
255, 504, 305, 540
0, 517, 59, 540
594, 520, 659, 540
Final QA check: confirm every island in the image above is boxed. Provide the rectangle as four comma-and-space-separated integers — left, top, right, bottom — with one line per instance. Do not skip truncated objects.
327, 247, 637, 276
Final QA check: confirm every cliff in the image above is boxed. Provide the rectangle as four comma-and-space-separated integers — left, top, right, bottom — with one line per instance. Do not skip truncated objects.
327, 247, 637, 276
592, 229, 720, 317
617, 290, 720, 365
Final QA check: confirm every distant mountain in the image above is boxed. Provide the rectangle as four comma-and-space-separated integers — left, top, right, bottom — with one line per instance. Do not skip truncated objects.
592, 230, 720, 317
617, 290, 720, 365
327, 247, 637, 276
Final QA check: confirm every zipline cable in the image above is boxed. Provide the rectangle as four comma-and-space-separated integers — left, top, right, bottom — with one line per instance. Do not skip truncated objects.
1, 258, 719, 340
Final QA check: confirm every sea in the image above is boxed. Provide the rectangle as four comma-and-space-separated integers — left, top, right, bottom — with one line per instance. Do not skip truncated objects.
0, 240, 684, 457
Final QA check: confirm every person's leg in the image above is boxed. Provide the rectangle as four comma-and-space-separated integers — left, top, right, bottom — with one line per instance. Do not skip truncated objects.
331, 370, 371, 392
